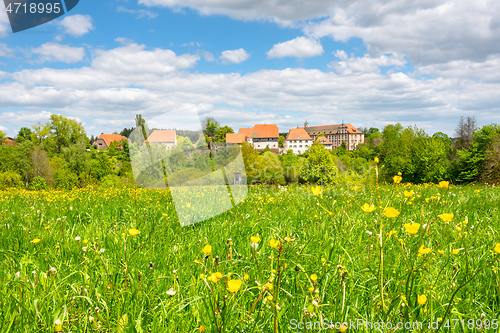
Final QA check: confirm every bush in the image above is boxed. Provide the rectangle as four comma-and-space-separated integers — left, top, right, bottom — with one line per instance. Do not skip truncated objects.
0, 171, 23, 190
28, 176, 47, 191
54, 169, 79, 190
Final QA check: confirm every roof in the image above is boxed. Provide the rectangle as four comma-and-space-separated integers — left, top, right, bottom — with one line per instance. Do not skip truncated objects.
145, 130, 176, 143
286, 127, 312, 141
252, 124, 279, 138
316, 136, 332, 144
304, 123, 362, 135
97, 134, 127, 147
239, 128, 253, 138
226, 133, 246, 144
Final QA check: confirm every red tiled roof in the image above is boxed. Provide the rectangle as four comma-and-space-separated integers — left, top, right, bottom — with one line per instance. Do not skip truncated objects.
226, 133, 246, 144
286, 127, 312, 141
239, 128, 253, 138
304, 123, 362, 135
97, 134, 127, 147
316, 136, 332, 144
252, 124, 279, 138
145, 130, 176, 143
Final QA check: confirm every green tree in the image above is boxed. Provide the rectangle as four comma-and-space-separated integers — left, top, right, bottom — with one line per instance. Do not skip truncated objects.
17, 127, 33, 143
279, 135, 285, 147
300, 141, 338, 184
215, 126, 234, 142
34, 114, 87, 154
260, 151, 285, 184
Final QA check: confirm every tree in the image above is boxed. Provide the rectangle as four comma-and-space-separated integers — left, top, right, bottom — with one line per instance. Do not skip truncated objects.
300, 141, 338, 184
202, 117, 220, 140
279, 135, 285, 147
120, 127, 135, 138
455, 116, 477, 150
260, 151, 285, 184
33, 114, 87, 154
0, 129, 6, 140
215, 126, 234, 142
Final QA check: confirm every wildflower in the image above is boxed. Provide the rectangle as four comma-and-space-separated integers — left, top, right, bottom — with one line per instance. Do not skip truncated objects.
438, 181, 449, 189
31, 238, 41, 244
89, 316, 94, 323
438, 250, 444, 255
403, 190, 414, 198
75, 236, 81, 241
404, 223, 420, 235
310, 274, 318, 282
265, 282, 273, 291
308, 286, 315, 292
269, 239, 279, 248
374, 157, 379, 163
250, 236, 260, 244
199, 327, 206, 332
438, 214, 454, 222
321, 258, 326, 262
455, 226, 462, 232
452, 249, 460, 255
54, 319, 63, 332
393, 175, 402, 184
418, 294, 427, 305
418, 245, 432, 256
361, 203, 376, 213
494, 243, 500, 254
202, 244, 212, 255
339, 322, 348, 332
285, 236, 292, 243
311, 185, 322, 196
243, 274, 250, 281
387, 230, 397, 238
227, 279, 242, 293
128, 228, 140, 236
166, 287, 176, 296
383, 207, 400, 218
207, 272, 222, 283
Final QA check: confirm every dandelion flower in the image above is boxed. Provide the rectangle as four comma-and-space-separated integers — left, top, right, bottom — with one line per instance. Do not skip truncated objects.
128, 228, 140, 236
383, 207, 400, 218
54, 319, 63, 332
202, 244, 212, 255
310, 274, 318, 282
438, 181, 449, 189
269, 239, 279, 248
393, 175, 402, 184
418, 245, 432, 256
31, 238, 41, 243
311, 185, 322, 196
361, 203, 376, 213
418, 294, 427, 305
285, 236, 292, 243
494, 243, 500, 254
227, 279, 242, 293
404, 223, 420, 235
438, 213, 454, 222
438, 250, 444, 255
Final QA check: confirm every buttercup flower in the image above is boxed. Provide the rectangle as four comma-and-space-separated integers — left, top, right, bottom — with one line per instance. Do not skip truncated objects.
265, 282, 273, 291
393, 175, 402, 184
404, 223, 420, 235
494, 243, 500, 254
128, 228, 140, 236
202, 244, 212, 255
361, 203, 376, 213
227, 279, 242, 293
31, 238, 41, 243
311, 185, 322, 196
310, 274, 318, 282
418, 294, 427, 305
438, 181, 449, 189
403, 190, 414, 198
418, 245, 432, 256
269, 239, 279, 248
250, 236, 260, 244
387, 230, 397, 238
374, 157, 379, 163
439, 214, 454, 222
452, 249, 460, 255
383, 207, 400, 218
243, 274, 250, 281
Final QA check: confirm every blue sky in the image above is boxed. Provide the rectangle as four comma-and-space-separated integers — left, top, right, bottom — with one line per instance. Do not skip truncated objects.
1, 0, 500, 138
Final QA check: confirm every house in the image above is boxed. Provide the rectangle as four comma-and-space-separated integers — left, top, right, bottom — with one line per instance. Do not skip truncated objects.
93, 134, 127, 149
1, 137, 16, 146
303, 121, 364, 150
226, 133, 247, 144
284, 128, 312, 155
315, 135, 333, 150
252, 124, 279, 152
145, 129, 177, 149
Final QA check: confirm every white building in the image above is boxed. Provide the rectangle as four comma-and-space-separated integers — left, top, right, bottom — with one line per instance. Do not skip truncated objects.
285, 127, 313, 155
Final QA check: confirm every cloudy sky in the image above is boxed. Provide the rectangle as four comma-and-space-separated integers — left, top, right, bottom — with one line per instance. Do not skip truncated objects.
1, 0, 500, 137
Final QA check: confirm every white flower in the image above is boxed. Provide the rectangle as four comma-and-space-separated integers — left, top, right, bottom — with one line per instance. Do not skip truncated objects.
15, 271, 20, 278
423, 223, 428, 229
89, 316, 94, 322
82, 247, 87, 252
365, 230, 372, 235
167, 287, 177, 296
75, 236, 81, 241
100, 248, 105, 253
251, 242, 259, 250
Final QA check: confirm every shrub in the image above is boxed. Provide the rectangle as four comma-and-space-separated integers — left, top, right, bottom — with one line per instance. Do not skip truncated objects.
28, 176, 47, 191
0, 171, 23, 190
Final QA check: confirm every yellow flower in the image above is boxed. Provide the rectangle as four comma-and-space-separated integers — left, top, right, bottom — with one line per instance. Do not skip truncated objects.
418, 245, 432, 256
374, 157, 379, 163
403, 190, 414, 198
54, 319, 63, 332
199, 326, 206, 332
269, 239, 279, 248
383, 207, 400, 218
310, 274, 318, 282
128, 228, 140, 236
417, 294, 427, 305
250, 236, 260, 244
438, 250, 444, 255
339, 322, 348, 332
361, 203, 376, 213
285, 236, 292, 243
438, 181, 449, 189
243, 274, 250, 281
308, 286, 315, 292
393, 175, 402, 184
203, 244, 212, 255
31, 238, 41, 243
398, 172, 402, 176
214, 272, 223, 280
404, 223, 420, 235
452, 249, 460, 255
311, 185, 322, 196
387, 230, 397, 238
208, 272, 222, 283
439, 214, 454, 222
494, 243, 500, 254
265, 282, 273, 291
227, 279, 242, 293
455, 226, 462, 232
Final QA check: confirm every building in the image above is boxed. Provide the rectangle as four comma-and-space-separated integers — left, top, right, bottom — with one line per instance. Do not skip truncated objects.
1, 137, 16, 146
303, 122, 364, 150
225, 133, 247, 145
252, 124, 279, 152
315, 135, 333, 150
94, 134, 127, 149
145, 130, 177, 149
284, 127, 312, 155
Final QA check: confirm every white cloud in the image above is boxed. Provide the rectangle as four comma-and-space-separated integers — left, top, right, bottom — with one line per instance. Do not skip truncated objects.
58, 15, 94, 37
117, 6, 158, 19
267, 37, 323, 58
220, 48, 250, 64
32, 43, 85, 63
0, 8, 10, 36
329, 51, 406, 75
0, 43, 14, 57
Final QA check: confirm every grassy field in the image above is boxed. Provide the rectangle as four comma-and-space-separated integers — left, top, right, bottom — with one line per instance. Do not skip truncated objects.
1, 182, 500, 332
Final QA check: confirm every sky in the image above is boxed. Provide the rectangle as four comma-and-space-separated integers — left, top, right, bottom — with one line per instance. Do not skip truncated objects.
1, 0, 500, 138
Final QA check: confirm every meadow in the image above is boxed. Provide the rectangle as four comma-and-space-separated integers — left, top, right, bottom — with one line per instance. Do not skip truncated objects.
1, 181, 500, 332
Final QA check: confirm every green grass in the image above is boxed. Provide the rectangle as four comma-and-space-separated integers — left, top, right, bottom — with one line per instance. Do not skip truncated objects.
0, 183, 500, 332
